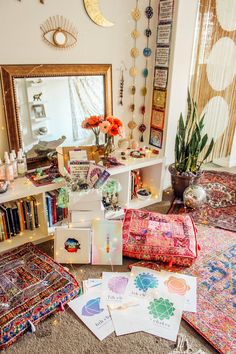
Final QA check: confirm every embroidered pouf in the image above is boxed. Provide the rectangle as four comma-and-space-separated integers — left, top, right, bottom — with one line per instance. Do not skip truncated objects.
123, 209, 199, 266
0, 243, 81, 350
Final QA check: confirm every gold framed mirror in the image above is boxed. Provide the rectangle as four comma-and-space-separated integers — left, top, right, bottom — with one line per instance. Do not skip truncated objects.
0, 64, 112, 168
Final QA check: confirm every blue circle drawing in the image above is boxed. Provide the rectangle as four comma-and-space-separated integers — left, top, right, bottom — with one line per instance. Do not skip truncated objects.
134, 272, 158, 292
143, 48, 152, 57
82, 297, 103, 317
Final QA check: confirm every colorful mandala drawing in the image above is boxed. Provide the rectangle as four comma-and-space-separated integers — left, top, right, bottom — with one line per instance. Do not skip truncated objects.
164, 276, 190, 295
134, 272, 158, 292
108, 276, 129, 294
64, 238, 80, 253
148, 297, 175, 320
81, 297, 103, 317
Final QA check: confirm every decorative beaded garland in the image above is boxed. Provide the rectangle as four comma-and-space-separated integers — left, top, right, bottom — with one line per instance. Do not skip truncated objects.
139, 0, 153, 142
128, 0, 141, 139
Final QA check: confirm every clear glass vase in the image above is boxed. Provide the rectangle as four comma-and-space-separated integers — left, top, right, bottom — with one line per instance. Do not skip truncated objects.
104, 136, 115, 158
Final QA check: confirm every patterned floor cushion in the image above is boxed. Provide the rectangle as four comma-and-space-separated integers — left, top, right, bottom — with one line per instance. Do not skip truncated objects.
0, 242, 81, 350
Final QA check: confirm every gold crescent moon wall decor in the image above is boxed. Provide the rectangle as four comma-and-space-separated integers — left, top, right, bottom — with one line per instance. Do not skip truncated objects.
83, 0, 114, 27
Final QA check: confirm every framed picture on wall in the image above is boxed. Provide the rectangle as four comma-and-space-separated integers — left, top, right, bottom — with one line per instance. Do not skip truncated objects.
157, 24, 172, 46
155, 47, 170, 67
153, 89, 166, 109
159, 0, 174, 23
154, 68, 168, 89
151, 109, 165, 130
32, 104, 46, 118
149, 127, 163, 148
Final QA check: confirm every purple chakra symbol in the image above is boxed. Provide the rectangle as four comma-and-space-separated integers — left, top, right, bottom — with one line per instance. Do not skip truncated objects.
108, 276, 129, 294
82, 297, 103, 317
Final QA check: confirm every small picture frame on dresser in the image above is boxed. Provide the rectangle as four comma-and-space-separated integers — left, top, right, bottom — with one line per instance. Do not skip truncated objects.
32, 104, 46, 118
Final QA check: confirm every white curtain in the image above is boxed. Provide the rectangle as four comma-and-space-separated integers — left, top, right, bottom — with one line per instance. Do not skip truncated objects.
68, 76, 104, 142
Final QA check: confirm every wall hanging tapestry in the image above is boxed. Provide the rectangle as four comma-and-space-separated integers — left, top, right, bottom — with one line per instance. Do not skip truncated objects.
190, 0, 236, 161
168, 170, 236, 232
0, 243, 81, 350
149, 0, 174, 149
183, 224, 236, 354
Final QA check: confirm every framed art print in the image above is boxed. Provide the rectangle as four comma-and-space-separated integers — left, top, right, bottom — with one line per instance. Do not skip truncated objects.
157, 24, 172, 46
32, 104, 46, 118
155, 47, 170, 67
92, 220, 122, 265
149, 127, 163, 148
159, 0, 174, 23
54, 227, 91, 264
153, 89, 166, 109
154, 68, 168, 89
151, 109, 165, 130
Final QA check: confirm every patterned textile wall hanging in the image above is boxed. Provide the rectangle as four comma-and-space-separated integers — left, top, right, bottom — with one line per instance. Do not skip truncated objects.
149, 0, 174, 149
190, 0, 236, 160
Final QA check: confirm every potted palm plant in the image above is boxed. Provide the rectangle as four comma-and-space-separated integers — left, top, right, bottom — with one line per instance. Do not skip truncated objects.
169, 91, 214, 198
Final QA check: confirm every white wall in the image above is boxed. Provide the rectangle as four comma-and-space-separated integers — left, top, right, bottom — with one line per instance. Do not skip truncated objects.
163, 0, 199, 187
0, 0, 158, 157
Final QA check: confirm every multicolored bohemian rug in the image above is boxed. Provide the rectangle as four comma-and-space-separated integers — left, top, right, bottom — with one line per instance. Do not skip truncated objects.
0, 243, 81, 350
168, 170, 236, 232
183, 224, 236, 354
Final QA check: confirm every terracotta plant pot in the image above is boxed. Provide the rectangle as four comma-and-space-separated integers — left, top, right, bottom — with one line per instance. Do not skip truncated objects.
168, 164, 201, 199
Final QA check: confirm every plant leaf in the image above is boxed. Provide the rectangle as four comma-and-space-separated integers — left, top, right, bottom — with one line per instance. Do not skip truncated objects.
203, 138, 214, 161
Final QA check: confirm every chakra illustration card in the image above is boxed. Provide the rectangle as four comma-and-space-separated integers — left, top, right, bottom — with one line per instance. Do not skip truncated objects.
68, 289, 114, 341
160, 271, 197, 312
144, 290, 185, 341
124, 266, 160, 300
101, 272, 130, 305
92, 220, 123, 265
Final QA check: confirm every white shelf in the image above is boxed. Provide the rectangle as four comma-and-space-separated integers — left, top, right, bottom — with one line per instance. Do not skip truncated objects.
0, 229, 53, 253
108, 155, 163, 175
129, 196, 161, 209
0, 177, 65, 204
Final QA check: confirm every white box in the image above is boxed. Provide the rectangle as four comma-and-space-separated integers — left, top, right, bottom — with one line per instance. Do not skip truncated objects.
54, 227, 91, 264
68, 190, 102, 211
70, 210, 104, 228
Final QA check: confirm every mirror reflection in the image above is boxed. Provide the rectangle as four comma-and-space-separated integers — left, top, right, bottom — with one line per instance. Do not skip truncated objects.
14, 75, 105, 159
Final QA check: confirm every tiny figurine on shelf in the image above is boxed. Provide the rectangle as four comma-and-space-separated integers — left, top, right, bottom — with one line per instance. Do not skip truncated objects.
137, 188, 152, 200
151, 148, 159, 155
118, 138, 129, 150
130, 150, 146, 158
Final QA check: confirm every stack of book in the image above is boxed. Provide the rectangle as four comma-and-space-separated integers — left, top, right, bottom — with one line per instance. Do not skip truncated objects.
45, 190, 68, 227
0, 197, 39, 242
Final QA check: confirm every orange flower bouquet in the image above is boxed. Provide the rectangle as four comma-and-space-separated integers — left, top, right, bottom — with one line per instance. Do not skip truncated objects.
81, 115, 104, 145
82, 115, 123, 155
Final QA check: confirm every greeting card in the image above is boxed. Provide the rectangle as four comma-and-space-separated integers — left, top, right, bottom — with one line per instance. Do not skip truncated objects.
101, 272, 130, 305
144, 290, 184, 341
92, 220, 123, 265
160, 271, 197, 312
124, 266, 160, 300
68, 289, 114, 341
109, 301, 144, 336
83, 279, 102, 293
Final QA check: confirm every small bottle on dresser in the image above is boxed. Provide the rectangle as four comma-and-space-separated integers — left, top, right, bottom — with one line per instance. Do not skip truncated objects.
17, 150, 26, 177
5, 155, 14, 182
19, 148, 27, 171
10, 152, 18, 178
0, 159, 5, 180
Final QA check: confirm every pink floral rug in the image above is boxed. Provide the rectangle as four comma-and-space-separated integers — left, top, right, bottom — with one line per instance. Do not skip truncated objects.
168, 170, 236, 232
183, 225, 236, 354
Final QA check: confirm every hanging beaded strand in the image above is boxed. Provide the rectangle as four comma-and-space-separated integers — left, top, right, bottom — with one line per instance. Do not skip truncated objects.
139, 0, 153, 142
119, 68, 124, 105
128, 0, 141, 139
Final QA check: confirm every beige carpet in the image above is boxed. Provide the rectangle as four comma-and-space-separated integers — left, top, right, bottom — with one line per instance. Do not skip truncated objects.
5, 196, 218, 354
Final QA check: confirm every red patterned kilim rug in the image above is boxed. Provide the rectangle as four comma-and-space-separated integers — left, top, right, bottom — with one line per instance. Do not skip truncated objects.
183, 225, 236, 354
168, 170, 236, 232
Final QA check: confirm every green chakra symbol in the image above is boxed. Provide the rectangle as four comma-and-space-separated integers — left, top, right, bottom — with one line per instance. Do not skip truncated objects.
148, 297, 175, 320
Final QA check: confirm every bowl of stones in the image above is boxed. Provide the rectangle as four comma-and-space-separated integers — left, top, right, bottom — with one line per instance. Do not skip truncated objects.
137, 188, 152, 200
